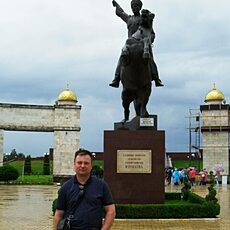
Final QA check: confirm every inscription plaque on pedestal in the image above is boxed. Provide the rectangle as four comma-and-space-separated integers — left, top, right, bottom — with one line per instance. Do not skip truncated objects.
140, 117, 154, 127
117, 150, 152, 173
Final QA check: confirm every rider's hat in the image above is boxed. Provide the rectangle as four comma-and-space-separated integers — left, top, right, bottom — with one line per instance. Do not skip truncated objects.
131, 0, 143, 8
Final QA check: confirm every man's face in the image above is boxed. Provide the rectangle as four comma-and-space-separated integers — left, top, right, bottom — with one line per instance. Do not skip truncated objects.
74, 154, 92, 176
131, 3, 141, 14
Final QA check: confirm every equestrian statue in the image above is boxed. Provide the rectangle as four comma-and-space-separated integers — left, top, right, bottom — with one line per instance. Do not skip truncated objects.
110, 0, 163, 121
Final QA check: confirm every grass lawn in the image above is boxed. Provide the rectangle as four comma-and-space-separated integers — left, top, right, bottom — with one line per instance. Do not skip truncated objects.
1, 160, 53, 184
8, 159, 102, 176
16, 175, 53, 184
3, 159, 103, 184
173, 160, 203, 170
8, 159, 53, 175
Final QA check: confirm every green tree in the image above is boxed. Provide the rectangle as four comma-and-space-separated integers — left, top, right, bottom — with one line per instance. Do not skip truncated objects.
3, 149, 18, 162
11, 149, 17, 157
43, 154, 50, 175
24, 155, 32, 175
18, 153, 25, 160
3, 149, 25, 162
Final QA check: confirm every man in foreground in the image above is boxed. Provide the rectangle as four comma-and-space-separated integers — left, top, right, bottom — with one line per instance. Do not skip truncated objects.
53, 149, 116, 230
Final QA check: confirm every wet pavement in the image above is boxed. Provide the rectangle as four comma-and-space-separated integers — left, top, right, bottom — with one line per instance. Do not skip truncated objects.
0, 185, 56, 230
0, 184, 229, 230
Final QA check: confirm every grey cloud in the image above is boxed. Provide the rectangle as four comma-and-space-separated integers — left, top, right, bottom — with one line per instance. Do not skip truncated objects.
1, 0, 230, 155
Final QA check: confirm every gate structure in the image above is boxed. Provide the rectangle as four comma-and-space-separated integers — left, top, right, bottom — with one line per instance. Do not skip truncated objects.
0, 87, 81, 181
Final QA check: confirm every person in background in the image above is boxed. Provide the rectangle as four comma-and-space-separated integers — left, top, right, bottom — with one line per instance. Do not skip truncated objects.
172, 168, 180, 185
180, 168, 189, 184
214, 168, 222, 185
188, 167, 196, 186
199, 168, 208, 186
165, 167, 173, 185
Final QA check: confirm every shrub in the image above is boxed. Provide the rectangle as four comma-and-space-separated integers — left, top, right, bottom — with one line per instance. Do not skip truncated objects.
188, 192, 205, 204
181, 182, 191, 200
52, 188, 61, 215
52, 198, 58, 215
205, 183, 218, 203
115, 189, 219, 219
24, 155, 32, 175
165, 192, 181, 200
203, 201, 220, 217
43, 155, 50, 175
115, 201, 219, 219
91, 165, 104, 178
0, 165, 19, 181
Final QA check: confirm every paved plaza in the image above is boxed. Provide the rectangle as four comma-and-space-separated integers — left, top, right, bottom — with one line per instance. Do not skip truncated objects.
0, 184, 229, 230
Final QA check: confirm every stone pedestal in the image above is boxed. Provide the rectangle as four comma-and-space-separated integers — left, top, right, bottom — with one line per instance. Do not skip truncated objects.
104, 129, 165, 204
114, 115, 157, 131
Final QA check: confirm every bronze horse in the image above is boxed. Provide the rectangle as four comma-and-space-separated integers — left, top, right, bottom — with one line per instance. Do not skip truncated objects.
120, 9, 156, 121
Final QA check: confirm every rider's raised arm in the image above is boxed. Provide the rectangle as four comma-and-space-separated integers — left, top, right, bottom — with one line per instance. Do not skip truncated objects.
112, 0, 129, 23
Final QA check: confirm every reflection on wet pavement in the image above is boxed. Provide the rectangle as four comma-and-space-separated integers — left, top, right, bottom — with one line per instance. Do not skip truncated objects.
0, 184, 229, 230
0, 185, 58, 230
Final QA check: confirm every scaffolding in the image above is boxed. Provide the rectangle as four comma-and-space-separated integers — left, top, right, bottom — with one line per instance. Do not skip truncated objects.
187, 108, 201, 170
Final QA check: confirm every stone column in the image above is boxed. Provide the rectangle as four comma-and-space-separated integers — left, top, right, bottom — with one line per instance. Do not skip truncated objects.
201, 104, 229, 176
202, 131, 229, 175
53, 104, 81, 182
0, 129, 3, 166
53, 130, 80, 178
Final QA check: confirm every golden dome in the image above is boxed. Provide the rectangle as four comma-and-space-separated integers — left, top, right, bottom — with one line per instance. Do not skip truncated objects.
58, 85, 77, 102
204, 84, 225, 103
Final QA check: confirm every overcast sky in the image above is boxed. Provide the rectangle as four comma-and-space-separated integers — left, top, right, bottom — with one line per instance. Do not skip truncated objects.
0, 0, 230, 156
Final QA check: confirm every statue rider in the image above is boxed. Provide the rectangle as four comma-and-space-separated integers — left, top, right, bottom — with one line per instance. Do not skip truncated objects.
109, 0, 163, 88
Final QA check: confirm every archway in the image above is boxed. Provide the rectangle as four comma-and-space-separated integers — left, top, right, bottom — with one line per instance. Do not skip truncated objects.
0, 87, 81, 181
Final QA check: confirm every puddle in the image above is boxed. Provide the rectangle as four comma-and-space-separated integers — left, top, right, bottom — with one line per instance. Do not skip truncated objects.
0, 185, 59, 229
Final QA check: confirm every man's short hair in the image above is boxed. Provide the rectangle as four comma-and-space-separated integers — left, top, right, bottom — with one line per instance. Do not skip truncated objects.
74, 148, 93, 161
131, 0, 143, 7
